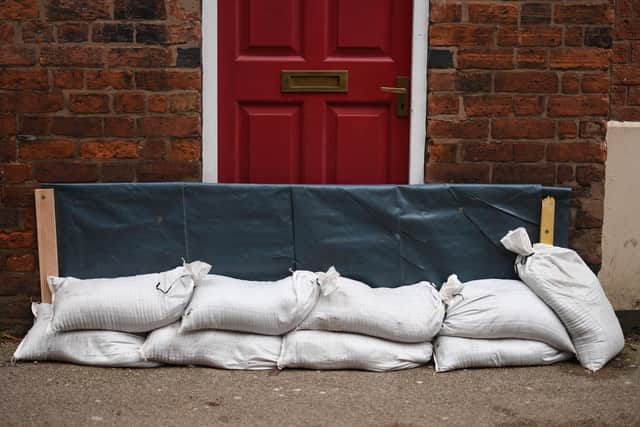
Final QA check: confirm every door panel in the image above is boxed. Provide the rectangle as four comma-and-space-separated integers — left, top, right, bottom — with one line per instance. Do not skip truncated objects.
219, 0, 412, 184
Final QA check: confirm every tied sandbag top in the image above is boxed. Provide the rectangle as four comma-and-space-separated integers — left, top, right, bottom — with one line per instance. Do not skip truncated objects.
48, 183, 570, 288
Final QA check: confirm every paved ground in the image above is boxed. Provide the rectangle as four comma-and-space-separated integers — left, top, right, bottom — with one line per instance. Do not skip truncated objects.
1, 336, 639, 427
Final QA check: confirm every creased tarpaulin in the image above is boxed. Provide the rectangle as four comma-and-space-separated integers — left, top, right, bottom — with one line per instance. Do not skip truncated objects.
47, 183, 570, 288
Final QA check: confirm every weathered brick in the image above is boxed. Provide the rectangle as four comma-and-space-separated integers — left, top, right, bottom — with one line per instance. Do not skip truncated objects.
427, 163, 490, 183
464, 95, 511, 116
521, 3, 551, 25
581, 73, 610, 93
579, 120, 606, 138
548, 96, 609, 117
612, 42, 631, 64
100, 163, 136, 182
51, 117, 102, 137
0, 137, 17, 161
0, 114, 17, 136
558, 120, 578, 139
468, 3, 518, 24
19, 116, 50, 135
584, 27, 612, 48
457, 49, 513, 69
1, 92, 64, 113
492, 164, 555, 185
554, 4, 613, 25
561, 73, 580, 94
87, 70, 133, 90
114, 92, 145, 113
613, 65, 640, 85
47, 0, 110, 20
92, 23, 134, 43
53, 69, 84, 89
498, 26, 562, 47
169, 139, 200, 161
0, 0, 38, 19
0, 46, 36, 65
0, 208, 19, 229
550, 49, 610, 70
147, 95, 168, 113
139, 116, 200, 137
0, 162, 31, 183
142, 139, 167, 159
427, 143, 457, 163
6, 254, 35, 272
69, 94, 110, 114
114, 0, 167, 20
176, 47, 201, 67
428, 119, 489, 139
33, 161, 99, 182
0, 22, 14, 43
79, 140, 139, 159
428, 94, 458, 115
430, 2, 461, 23
137, 161, 200, 181
495, 71, 558, 93
462, 143, 513, 162
516, 48, 547, 69
40, 46, 104, 67
19, 139, 75, 160
557, 164, 574, 183
107, 48, 169, 68
547, 142, 606, 163
576, 164, 605, 186
56, 23, 88, 43
22, 22, 53, 43
575, 198, 603, 228
429, 49, 454, 69
0, 232, 34, 249
564, 26, 584, 47
2, 185, 36, 207
429, 25, 493, 47
513, 96, 544, 116
167, 22, 200, 44
167, 0, 200, 20
0, 69, 48, 90
514, 143, 545, 162
104, 117, 137, 137
169, 92, 200, 113
492, 118, 555, 139
136, 24, 168, 44
455, 71, 492, 92
135, 70, 201, 91
428, 71, 455, 91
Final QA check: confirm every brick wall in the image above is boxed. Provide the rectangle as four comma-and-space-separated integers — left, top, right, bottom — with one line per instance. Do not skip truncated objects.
612, 0, 640, 119
0, 0, 202, 334
426, 1, 614, 271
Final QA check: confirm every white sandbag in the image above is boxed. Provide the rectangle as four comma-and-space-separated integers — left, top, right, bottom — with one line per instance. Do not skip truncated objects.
433, 336, 572, 372
298, 267, 444, 343
142, 322, 282, 370
181, 270, 319, 335
49, 261, 211, 333
439, 275, 575, 353
501, 227, 624, 372
13, 303, 157, 368
278, 330, 432, 372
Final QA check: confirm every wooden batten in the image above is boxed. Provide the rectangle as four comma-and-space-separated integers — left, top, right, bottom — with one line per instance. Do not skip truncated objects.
540, 196, 556, 245
35, 189, 58, 304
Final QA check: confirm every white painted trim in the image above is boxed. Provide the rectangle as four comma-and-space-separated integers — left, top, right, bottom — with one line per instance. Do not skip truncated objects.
201, 0, 429, 184
202, 0, 218, 183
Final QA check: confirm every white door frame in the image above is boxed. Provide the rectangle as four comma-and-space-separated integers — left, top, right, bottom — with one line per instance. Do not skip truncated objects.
202, 0, 429, 184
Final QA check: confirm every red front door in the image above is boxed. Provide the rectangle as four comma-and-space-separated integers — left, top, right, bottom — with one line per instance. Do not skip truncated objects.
218, 0, 412, 184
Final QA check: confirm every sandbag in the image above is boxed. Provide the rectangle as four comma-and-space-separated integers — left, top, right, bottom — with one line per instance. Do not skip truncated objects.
181, 270, 319, 335
501, 227, 624, 372
278, 330, 432, 372
439, 275, 575, 353
49, 261, 210, 333
433, 336, 572, 372
142, 322, 282, 370
298, 268, 444, 342
13, 303, 157, 368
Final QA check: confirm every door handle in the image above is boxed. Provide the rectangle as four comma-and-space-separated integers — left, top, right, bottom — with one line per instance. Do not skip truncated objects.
380, 76, 409, 117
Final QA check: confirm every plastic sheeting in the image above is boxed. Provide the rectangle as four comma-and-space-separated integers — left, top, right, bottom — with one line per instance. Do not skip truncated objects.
48, 183, 570, 288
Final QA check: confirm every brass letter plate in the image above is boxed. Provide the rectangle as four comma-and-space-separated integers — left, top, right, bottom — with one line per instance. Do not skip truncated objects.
281, 70, 348, 93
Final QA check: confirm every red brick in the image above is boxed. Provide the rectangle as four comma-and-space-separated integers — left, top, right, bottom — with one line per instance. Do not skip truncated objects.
548, 96, 609, 117
135, 70, 201, 91
579, 120, 606, 138
429, 24, 494, 47
0, 69, 48, 90
430, 2, 461, 23
522, 3, 551, 25
80, 141, 139, 159
464, 95, 511, 117
33, 161, 99, 182
513, 96, 544, 115
581, 73, 610, 93
140, 116, 200, 137
167, 22, 201, 44
455, 72, 492, 92
516, 48, 547, 69
427, 143, 457, 163
51, 117, 102, 137
0, 232, 34, 250
137, 161, 200, 182
20, 116, 50, 135
575, 198, 603, 228
104, 117, 137, 137
617, 17, 640, 40
22, 22, 53, 43
147, 95, 168, 113
19, 139, 75, 160
426, 163, 490, 183
547, 143, 606, 163
611, 86, 627, 105
114, 92, 145, 113
611, 107, 640, 121
514, 143, 545, 162
498, 26, 562, 47
495, 71, 558, 93
69, 94, 110, 114
169, 93, 200, 113
462, 143, 513, 162
3, 185, 34, 207
557, 164, 574, 184
0, 114, 17, 136
612, 42, 630, 64
629, 87, 640, 105
428, 94, 458, 115
40, 46, 104, 67
558, 121, 578, 139
428, 71, 455, 91
554, 4, 614, 25
0, 207, 19, 228
0, 22, 15, 43
141, 139, 167, 159
564, 26, 584, 47
0, 0, 38, 19
468, 3, 518, 24
56, 22, 89, 43
613, 65, 640, 85
169, 139, 201, 161
550, 49, 610, 70
492, 164, 555, 185
87, 70, 133, 90
53, 69, 84, 89
107, 48, 169, 68
0, 137, 17, 161
47, 0, 110, 20
100, 163, 136, 182
0, 163, 31, 183
428, 119, 489, 139
1, 92, 64, 113
576, 165, 605, 186
167, 0, 200, 20
0, 46, 36, 66
457, 49, 513, 69
492, 118, 555, 139
6, 254, 35, 272
561, 73, 580, 94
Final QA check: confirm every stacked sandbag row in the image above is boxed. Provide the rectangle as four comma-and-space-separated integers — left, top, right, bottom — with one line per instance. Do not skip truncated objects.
433, 227, 624, 373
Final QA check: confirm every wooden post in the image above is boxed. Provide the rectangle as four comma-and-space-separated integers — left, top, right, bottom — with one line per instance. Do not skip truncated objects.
540, 196, 556, 245
35, 189, 58, 303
